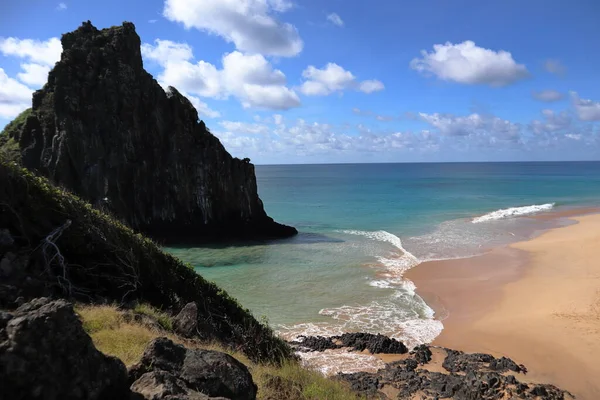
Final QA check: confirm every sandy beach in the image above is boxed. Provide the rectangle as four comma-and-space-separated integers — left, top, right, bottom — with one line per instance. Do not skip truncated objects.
406, 212, 600, 399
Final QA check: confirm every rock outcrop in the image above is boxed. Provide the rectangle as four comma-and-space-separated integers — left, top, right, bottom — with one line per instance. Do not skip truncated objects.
8, 21, 296, 243
336, 345, 572, 400
290, 332, 408, 354
0, 298, 129, 400
129, 338, 257, 400
173, 302, 199, 338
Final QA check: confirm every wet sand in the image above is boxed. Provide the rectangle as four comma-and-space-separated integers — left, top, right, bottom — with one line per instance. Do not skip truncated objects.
406, 212, 600, 399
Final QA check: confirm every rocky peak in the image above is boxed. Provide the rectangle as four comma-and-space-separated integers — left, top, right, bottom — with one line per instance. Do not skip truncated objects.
12, 21, 296, 243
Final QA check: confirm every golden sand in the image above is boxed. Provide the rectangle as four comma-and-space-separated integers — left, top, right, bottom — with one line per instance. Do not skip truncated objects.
406, 213, 600, 399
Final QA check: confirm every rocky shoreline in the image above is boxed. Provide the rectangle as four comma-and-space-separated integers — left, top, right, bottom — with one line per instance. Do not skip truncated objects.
290, 334, 573, 400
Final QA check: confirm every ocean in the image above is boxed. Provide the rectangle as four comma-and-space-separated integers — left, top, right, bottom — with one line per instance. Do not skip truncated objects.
167, 162, 600, 366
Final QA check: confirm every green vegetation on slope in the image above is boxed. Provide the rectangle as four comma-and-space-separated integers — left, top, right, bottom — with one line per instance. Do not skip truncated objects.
77, 304, 362, 400
0, 108, 30, 163
0, 159, 292, 363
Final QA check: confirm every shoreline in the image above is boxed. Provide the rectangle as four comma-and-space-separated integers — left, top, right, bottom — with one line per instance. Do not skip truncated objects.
406, 208, 600, 399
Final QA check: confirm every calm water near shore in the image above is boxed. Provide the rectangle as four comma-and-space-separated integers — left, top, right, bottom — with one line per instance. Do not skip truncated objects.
167, 162, 600, 350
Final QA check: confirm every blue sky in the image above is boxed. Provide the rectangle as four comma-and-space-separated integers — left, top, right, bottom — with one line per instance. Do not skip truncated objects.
1, 0, 600, 164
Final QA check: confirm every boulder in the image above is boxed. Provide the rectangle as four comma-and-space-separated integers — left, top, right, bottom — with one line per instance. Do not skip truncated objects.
129, 338, 256, 400
173, 302, 198, 338
0, 298, 128, 400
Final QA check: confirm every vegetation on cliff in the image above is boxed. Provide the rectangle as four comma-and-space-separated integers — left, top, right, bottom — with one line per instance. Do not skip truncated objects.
0, 159, 291, 363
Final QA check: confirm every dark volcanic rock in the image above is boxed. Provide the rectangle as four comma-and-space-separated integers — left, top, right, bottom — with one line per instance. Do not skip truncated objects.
173, 302, 198, 338
290, 332, 408, 354
337, 345, 572, 400
337, 332, 408, 354
12, 21, 296, 243
291, 335, 340, 352
0, 298, 128, 400
129, 337, 257, 400
411, 344, 433, 365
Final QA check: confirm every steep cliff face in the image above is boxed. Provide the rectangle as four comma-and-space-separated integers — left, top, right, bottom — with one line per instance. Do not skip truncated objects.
12, 21, 296, 242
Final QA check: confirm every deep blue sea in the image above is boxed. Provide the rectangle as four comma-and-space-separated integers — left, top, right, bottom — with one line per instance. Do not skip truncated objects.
168, 162, 600, 359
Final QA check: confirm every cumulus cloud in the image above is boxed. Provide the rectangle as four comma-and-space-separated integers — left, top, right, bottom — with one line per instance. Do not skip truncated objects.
57, 2, 67, 10
220, 120, 270, 134
532, 90, 564, 102
142, 39, 300, 110
419, 112, 521, 142
300, 63, 384, 96
17, 63, 51, 86
162, 0, 303, 57
0, 36, 61, 91
214, 117, 439, 161
0, 37, 61, 66
327, 13, 344, 27
0, 68, 34, 118
410, 41, 529, 87
570, 92, 600, 121
529, 109, 572, 134
544, 59, 566, 76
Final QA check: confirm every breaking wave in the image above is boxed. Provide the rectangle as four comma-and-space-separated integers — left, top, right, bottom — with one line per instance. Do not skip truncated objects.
472, 203, 555, 223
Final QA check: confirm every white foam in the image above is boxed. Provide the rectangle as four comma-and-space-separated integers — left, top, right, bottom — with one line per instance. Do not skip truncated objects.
472, 203, 555, 223
297, 349, 386, 376
340, 230, 420, 273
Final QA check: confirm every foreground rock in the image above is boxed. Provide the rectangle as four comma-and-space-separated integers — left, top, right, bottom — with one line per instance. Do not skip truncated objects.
337, 346, 572, 400
4, 21, 296, 243
0, 298, 128, 400
129, 338, 257, 400
173, 302, 198, 338
291, 332, 408, 354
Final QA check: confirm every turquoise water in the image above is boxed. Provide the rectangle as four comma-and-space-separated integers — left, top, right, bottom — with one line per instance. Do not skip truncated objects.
168, 162, 600, 348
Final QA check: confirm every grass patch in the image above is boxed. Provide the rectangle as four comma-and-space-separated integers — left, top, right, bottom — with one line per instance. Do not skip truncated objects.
77, 304, 361, 399
133, 303, 173, 331
76, 304, 122, 333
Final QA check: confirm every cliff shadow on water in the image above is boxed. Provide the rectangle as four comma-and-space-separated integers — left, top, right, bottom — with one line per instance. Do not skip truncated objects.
0, 20, 296, 244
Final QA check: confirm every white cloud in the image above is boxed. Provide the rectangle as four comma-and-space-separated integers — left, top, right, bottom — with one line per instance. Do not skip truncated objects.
142, 39, 193, 63
358, 80, 384, 94
220, 120, 270, 134
149, 19, 158, 24
212, 117, 441, 161
570, 92, 600, 121
327, 13, 344, 27
0, 68, 33, 118
142, 40, 300, 110
187, 95, 221, 118
17, 63, 51, 86
0, 37, 61, 89
419, 112, 521, 142
0, 37, 61, 66
163, 0, 303, 57
57, 2, 67, 10
565, 133, 581, 140
544, 59, 566, 76
529, 109, 572, 134
300, 63, 384, 96
410, 41, 529, 87
532, 90, 564, 102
